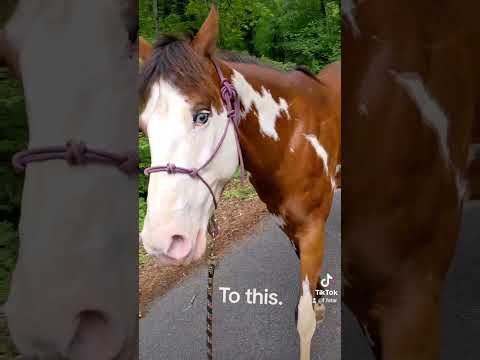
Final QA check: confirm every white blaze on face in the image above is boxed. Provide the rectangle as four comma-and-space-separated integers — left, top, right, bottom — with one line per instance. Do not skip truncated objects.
231, 70, 290, 141
140, 80, 239, 263
304, 134, 329, 176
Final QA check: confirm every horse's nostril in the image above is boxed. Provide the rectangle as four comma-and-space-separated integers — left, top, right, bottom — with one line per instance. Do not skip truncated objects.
68, 310, 110, 358
77, 309, 106, 321
165, 234, 191, 260
171, 234, 185, 243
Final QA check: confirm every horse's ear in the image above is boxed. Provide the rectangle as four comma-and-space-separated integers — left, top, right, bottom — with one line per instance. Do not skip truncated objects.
139, 36, 153, 62
191, 5, 219, 57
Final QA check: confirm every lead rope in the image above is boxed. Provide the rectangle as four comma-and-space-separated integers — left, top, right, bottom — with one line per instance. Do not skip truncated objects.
206, 215, 219, 360
205, 59, 241, 360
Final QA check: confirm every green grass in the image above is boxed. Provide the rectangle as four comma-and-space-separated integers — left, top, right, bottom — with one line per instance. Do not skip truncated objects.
223, 169, 256, 200
139, 247, 148, 266
223, 177, 256, 200
138, 197, 147, 266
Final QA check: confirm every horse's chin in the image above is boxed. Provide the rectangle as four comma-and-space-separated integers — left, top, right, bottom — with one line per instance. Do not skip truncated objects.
153, 255, 191, 266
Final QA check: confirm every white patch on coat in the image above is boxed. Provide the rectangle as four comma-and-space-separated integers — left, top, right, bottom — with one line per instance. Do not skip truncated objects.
304, 134, 329, 175
390, 71, 451, 164
390, 71, 467, 203
297, 276, 316, 360
231, 70, 290, 141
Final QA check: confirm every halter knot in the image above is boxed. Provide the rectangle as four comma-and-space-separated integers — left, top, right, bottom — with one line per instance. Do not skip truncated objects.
220, 79, 237, 101
227, 110, 236, 121
189, 168, 199, 178
166, 163, 177, 174
118, 151, 139, 174
65, 140, 87, 165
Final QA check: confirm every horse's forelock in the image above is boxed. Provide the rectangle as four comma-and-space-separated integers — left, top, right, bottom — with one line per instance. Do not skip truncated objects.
140, 33, 213, 99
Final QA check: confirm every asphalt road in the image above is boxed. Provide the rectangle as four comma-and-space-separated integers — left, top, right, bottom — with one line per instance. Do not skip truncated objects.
342, 200, 480, 360
140, 193, 341, 360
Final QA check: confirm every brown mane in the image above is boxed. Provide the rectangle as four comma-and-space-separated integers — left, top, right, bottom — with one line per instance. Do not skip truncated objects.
140, 34, 210, 97
140, 33, 320, 96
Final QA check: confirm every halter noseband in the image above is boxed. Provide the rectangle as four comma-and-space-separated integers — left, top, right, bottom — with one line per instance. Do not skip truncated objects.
143, 58, 246, 209
12, 140, 139, 174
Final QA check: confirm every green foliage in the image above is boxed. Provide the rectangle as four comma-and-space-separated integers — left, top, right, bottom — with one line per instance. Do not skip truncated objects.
0, 71, 26, 305
140, 0, 341, 72
138, 134, 150, 250
186, 0, 273, 52
279, 1, 341, 71
139, 0, 157, 40
139, 134, 151, 198
0, 222, 17, 303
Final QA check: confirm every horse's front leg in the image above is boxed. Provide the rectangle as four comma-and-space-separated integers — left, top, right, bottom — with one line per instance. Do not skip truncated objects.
369, 269, 443, 360
297, 219, 326, 360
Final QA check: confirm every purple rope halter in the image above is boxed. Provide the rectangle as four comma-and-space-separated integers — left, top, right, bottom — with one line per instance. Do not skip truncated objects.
143, 58, 246, 209
12, 140, 139, 174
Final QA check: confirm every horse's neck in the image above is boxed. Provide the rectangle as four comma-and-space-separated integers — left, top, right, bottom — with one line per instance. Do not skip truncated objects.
228, 62, 295, 192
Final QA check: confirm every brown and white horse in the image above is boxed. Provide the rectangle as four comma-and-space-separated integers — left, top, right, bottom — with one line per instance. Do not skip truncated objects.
1, 1, 138, 358
139, 7, 340, 359
343, 1, 479, 359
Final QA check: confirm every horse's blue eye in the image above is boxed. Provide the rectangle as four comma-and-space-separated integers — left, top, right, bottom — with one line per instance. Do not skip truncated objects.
193, 111, 210, 125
